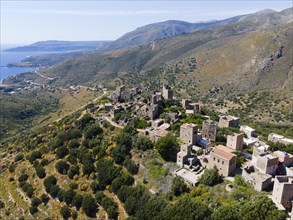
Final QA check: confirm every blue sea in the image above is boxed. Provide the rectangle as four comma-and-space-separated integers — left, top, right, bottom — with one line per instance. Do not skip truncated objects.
0, 45, 56, 84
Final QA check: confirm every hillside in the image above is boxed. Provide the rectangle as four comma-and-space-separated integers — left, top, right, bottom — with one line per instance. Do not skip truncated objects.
5, 40, 112, 52
35, 17, 292, 93
104, 7, 292, 50
0, 98, 288, 219
3, 7, 293, 126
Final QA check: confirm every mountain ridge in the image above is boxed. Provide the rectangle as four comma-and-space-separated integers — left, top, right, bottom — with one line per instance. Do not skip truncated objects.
4, 40, 112, 52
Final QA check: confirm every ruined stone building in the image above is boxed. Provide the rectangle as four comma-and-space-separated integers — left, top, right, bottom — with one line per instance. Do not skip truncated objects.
177, 144, 192, 167
151, 92, 163, 105
273, 151, 293, 167
137, 103, 159, 120
242, 165, 272, 191
151, 129, 169, 142
202, 121, 217, 142
180, 123, 198, 146
218, 115, 239, 128
226, 133, 244, 151
273, 176, 293, 210
255, 154, 279, 175
182, 99, 190, 108
268, 133, 293, 145
109, 85, 138, 103
162, 85, 173, 100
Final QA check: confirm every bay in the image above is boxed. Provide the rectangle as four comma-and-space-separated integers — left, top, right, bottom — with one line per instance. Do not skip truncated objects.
0, 45, 57, 83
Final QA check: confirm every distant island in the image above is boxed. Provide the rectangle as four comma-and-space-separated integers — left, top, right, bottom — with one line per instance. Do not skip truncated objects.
4, 40, 112, 52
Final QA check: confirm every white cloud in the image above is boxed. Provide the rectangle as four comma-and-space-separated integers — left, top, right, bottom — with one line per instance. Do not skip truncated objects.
25, 9, 176, 16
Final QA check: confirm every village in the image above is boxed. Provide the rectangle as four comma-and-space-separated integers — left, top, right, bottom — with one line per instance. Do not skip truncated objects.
84, 84, 293, 218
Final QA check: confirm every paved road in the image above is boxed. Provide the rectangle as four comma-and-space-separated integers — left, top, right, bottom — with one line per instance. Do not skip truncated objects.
34, 70, 54, 80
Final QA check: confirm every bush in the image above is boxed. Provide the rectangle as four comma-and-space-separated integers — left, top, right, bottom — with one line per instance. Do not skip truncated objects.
40, 159, 49, 166
0, 199, 5, 209
82, 194, 97, 217
72, 211, 78, 220
18, 174, 29, 182
40, 193, 50, 205
90, 181, 100, 193
84, 123, 103, 139
199, 166, 222, 186
67, 165, 80, 179
60, 206, 71, 219
123, 157, 139, 175
29, 206, 38, 215
31, 197, 41, 207
76, 114, 95, 130
55, 160, 70, 174
72, 193, 83, 210
56, 146, 69, 159
171, 177, 189, 196
64, 189, 76, 205
8, 164, 15, 173
15, 153, 24, 162
155, 134, 179, 161
68, 139, 80, 149
95, 191, 105, 204
50, 185, 61, 198
101, 196, 118, 220
69, 182, 78, 190
35, 165, 46, 179
29, 150, 42, 164
44, 175, 57, 192
133, 135, 154, 151
25, 185, 34, 198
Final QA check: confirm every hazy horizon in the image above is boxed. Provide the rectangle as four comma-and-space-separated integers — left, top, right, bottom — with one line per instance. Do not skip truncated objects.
1, 1, 292, 45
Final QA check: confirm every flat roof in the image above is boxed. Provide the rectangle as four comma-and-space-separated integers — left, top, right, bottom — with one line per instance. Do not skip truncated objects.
175, 168, 203, 185
240, 125, 255, 132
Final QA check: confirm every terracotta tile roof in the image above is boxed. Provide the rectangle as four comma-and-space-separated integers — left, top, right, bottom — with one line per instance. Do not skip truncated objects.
154, 130, 169, 137
211, 147, 236, 160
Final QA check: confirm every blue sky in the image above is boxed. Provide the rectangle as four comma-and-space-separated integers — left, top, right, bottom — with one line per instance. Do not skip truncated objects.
1, 1, 292, 44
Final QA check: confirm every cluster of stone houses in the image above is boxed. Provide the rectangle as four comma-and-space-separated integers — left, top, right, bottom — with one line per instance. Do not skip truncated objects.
174, 113, 293, 212
105, 84, 293, 213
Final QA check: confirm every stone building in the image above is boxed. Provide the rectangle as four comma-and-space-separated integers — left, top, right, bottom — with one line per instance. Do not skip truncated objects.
177, 144, 192, 167
162, 85, 173, 100
205, 147, 236, 176
137, 104, 159, 120
242, 166, 272, 191
180, 123, 198, 146
202, 121, 217, 142
268, 133, 293, 145
152, 119, 164, 128
240, 125, 257, 138
255, 154, 279, 175
226, 133, 244, 151
109, 85, 136, 103
273, 151, 293, 167
188, 103, 200, 111
182, 99, 190, 108
218, 115, 239, 128
272, 176, 293, 210
151, 130, 169, 142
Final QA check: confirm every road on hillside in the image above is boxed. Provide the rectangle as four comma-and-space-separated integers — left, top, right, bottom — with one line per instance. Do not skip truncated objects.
55, 90, 107, 122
